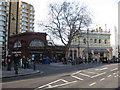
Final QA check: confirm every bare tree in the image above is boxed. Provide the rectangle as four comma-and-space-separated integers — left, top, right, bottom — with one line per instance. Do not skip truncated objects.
39, 1, 92, 59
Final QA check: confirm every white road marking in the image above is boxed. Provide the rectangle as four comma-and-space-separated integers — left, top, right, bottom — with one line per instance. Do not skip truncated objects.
95, 69, 99, 70
111, 68, 118, 71
79, 73, 91, 77
83, 71, 97, 74
71, 70, 84, 80
47, 80, 77, 88
91, 72, 106, 78
71, 75, 84, 80
72, 70, 81, 75
34, 79, 77, 89
99, 68, 107, 71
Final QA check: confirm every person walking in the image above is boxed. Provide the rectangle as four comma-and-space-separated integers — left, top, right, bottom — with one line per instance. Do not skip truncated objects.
6, 55, 12, 71
22, 56, 27, 69
13, 53, 19, 74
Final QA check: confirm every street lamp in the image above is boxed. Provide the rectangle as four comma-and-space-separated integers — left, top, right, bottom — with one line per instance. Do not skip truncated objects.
6, 12, 15, 55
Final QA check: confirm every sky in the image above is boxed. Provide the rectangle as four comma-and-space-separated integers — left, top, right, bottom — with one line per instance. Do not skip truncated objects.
22, 0, 119, 45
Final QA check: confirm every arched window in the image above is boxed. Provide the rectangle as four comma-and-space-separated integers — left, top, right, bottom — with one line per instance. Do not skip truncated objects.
14, 41, 21, 48
83, 38, 86, 44
105, 39, 107, 44
94, 39, 97, 43
29, 40, 44, 47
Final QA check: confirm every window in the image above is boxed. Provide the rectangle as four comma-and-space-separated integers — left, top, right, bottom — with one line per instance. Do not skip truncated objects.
90, 39, 93, 43
83, 38, 86, 44
99, 39, 101, 43
21, 26, 27, 30
0, 37, 3, 41
0, 21, 5, 25
0, 16, 5, 20
30, 12, 34, 14
22, 4, 27, 8
22, 9, 28, 12
105, 39, 107, 44
22, 13, 28, 17
30, 7, 34, 10
14, 41, 21, 48
30, 40, 44, 47
30, 16, 34, 18
0, 6, 6, 10
22, 17, 27, 21
0, 32, 3, 35
0, 26, 5, 30
0, 11, 5, 15
22, 22, 27, 26
30, 28, 33, 31
30, 20, 33, 22
94, 39, 97, 43
30, 24, 33, 27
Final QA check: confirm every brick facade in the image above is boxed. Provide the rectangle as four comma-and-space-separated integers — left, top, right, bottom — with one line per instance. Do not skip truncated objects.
9, 32, 66, 61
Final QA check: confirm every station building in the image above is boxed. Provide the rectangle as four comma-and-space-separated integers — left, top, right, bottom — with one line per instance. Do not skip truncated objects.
9, 32, 66, 62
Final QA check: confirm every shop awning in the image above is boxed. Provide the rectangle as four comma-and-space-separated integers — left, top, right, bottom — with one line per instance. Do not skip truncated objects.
83, 49, 109, 53
99, 49, 109, 53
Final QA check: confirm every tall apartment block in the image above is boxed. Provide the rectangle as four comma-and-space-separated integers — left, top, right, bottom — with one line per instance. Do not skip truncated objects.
0, 0, 34, 59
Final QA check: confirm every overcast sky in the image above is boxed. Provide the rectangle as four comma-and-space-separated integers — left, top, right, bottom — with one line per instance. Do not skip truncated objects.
22, 0, 119, 45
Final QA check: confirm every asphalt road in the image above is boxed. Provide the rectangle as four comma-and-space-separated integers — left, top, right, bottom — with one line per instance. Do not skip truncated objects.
2, 63, 120, 90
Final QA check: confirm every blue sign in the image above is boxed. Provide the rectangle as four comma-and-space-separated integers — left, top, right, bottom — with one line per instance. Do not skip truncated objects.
30, 51, 44, 53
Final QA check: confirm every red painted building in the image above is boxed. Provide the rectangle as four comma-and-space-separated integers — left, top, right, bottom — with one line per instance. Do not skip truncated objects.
9, 32, 66, 61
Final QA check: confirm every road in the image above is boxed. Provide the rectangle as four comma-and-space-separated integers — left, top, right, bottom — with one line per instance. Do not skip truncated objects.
2, 63, 120, 90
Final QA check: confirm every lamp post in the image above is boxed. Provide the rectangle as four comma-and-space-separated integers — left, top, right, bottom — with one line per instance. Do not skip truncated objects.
87, 28, 89, 63
77, 36, 80, 58
6, 1, 16, 55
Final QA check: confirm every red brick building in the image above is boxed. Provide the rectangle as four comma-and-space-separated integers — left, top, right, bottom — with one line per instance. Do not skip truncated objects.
9, 32, 66, 61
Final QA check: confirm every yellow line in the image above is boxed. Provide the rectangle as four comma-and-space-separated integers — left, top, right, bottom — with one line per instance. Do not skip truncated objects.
89, 82, 96, 86
114, 76, 117, 77
108, 75, 111, 77
113, 73, 116, 75
100, 78, 105, 81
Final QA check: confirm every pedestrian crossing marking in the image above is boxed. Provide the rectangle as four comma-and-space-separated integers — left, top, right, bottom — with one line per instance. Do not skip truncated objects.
113, 73, 116, 75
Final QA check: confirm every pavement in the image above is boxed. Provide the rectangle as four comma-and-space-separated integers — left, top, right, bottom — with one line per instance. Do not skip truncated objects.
1, 62, 71, 79
1, 66, 40, 79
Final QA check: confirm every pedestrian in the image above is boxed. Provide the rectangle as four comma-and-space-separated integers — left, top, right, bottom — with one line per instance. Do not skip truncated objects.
26, 58, 29, 68
6, 55, 12, 71
82, 56, 85, 64
64, 57, 67, 64
22, 56, 27, 69
13, 53, 19, 74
